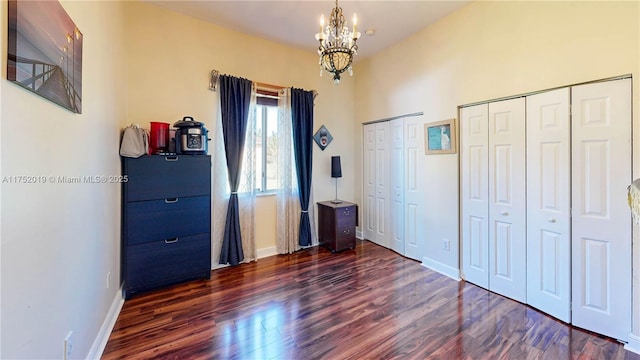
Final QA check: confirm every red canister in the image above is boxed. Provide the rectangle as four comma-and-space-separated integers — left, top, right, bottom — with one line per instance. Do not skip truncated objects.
149, 122, 170, 154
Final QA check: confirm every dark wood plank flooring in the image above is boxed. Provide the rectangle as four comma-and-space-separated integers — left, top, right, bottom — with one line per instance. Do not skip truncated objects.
102, 240, 638, 359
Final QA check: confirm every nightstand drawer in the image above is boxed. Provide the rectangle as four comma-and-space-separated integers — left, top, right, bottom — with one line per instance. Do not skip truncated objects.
126, 196, 210, 245
126, 233, 210, 292
336, 224, 355, 238
334, 225, 355, 251
336, 205, 357, 227
124, 155, 211, 201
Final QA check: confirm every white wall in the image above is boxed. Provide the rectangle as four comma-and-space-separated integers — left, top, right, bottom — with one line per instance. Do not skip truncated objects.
354, 0, 639, 347
123, 1, 357, 254
0, 1, 126, 358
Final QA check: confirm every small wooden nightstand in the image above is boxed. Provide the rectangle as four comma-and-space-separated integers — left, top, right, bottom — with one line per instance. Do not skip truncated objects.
317, 201, 358, 252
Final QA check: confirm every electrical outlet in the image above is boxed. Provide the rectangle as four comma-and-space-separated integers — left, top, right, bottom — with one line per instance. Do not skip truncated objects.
106, 271, 111, 289
64, 331, 73, 360
442, 239, 450, 251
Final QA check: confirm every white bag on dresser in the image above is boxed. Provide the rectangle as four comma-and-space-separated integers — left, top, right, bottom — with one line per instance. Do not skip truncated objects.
120, 124, 149, 158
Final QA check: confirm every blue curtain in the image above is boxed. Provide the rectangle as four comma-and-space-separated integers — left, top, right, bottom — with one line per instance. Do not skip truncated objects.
291, 88, 315, 246
219, 75, 252, 265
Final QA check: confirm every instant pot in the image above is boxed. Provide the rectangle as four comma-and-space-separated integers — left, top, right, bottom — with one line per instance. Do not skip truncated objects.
173, 116, 209, 155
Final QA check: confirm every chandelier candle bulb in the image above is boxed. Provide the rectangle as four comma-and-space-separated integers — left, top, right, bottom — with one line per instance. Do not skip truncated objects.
353, 13, 357, 33
320, 14, 324, 33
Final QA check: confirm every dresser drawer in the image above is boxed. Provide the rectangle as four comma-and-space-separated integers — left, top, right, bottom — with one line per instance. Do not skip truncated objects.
124, 155, 211, 201
125, 233, 210, 292
126, 196, 210, 245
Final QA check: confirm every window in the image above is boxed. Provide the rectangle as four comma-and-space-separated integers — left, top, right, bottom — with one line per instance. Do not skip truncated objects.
255, 91, 279, 193
233, 89, 280, 194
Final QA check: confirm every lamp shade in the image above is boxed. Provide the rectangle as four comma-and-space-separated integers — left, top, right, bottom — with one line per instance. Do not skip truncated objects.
331, 156, 342, 178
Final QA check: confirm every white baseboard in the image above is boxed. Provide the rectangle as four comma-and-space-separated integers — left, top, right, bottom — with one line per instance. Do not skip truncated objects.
211, 262, 228, 270
86, 289, 125, 359
625, 333, 640, 354
356, 229, 363, 240
421, 257, 461, 281
257, 246, 277, 259
211, 247, 278, 270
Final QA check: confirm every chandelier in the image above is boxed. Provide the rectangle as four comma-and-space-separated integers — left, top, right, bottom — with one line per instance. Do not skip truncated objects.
315, 0, 361, 84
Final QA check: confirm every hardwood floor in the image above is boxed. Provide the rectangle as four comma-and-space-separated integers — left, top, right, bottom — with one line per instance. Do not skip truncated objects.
103, 240, 638, 359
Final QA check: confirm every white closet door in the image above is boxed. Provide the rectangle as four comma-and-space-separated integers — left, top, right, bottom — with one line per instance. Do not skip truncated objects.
374, 122, 391, 248
363, 124, 377, 242
404, 116, 424, 261
571, 78, 631, 341
390, 118, 405, 255
526, 88, 571, 322
461, 104, 489, 289
488, 98, 526, 303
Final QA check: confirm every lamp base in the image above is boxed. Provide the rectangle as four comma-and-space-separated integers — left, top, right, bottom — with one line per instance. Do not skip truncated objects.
332, 178, 342, 204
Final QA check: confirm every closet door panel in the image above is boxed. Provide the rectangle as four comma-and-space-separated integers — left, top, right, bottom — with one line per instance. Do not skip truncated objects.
526, 88, 571, 323
571, 78, 631, 341
404, 116, 424, 261
363, 124, 376, 241
488, 98, 526, 303
390, 118, 405, 255
374, 122, 391, 248
461, 104, 489, 289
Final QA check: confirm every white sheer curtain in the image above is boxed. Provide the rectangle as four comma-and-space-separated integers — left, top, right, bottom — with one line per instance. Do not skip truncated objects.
211, 86, 257, 267
276, 88, 317, 254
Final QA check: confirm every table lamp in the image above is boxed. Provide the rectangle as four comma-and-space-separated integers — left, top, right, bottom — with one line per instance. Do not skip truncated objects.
331, 156, 342, 203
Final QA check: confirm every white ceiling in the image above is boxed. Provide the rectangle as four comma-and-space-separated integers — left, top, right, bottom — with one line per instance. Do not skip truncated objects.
144, 1, 471, 61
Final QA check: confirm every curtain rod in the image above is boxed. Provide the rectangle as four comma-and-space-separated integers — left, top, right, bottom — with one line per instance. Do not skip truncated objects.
209, 69, 317, 98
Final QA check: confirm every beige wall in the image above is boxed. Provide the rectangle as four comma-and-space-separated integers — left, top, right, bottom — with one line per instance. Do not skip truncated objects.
123, 1, 357, 256
1, 1, 127, 358
354, 0, 640, 346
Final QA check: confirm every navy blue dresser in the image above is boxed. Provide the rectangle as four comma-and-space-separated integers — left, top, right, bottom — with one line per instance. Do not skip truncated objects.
122, 155, 211, 299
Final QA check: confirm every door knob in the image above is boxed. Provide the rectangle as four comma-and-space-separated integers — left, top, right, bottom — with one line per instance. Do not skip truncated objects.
548, 218, 557, 223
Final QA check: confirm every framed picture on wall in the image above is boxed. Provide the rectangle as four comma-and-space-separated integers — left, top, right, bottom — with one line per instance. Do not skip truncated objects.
7, 0, 83, 113
425, 119, 457, 154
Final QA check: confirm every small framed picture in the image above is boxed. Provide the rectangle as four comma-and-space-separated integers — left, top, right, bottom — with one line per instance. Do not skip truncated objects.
425, 119, 457, 154
313, 124, 333, 151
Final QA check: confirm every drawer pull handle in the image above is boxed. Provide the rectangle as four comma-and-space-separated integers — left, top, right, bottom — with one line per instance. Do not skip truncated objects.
343, 230, 350, 234
344, 211, 350, 216
165, 238, 179, 244
165, 156, 178, 162
164, 198, 179, 204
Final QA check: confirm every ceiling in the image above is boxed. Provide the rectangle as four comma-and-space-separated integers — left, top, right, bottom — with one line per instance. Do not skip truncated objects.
144, 1, 471, 61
